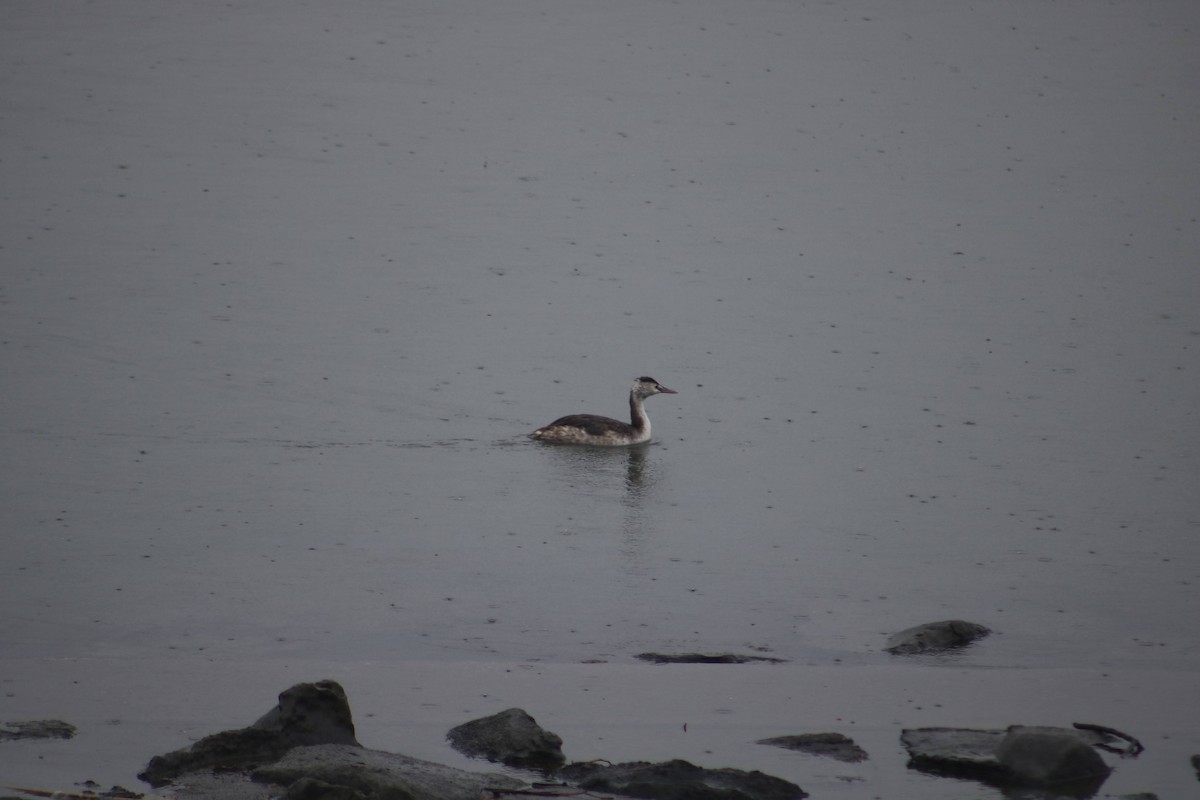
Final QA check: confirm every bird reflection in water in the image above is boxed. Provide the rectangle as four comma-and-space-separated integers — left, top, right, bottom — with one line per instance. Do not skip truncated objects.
538, 443, 662, 573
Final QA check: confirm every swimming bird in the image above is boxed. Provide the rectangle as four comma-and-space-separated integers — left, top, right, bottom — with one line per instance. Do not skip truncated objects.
530, 376, 678, 446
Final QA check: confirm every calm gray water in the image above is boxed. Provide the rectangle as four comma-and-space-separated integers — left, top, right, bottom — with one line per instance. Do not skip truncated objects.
7, 250, 1195, 670
3, 2, 1198, 797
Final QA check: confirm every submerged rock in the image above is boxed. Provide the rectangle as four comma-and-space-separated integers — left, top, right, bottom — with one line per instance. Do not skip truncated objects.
139, 679, 360, 787
884, 620, 991, 654
558, 758, 807, 800
757, 732, 868, 763
0, 719, 77, 740
447, 707, 565, 770
635, 652, 787, 664
902, 725, 1111, 792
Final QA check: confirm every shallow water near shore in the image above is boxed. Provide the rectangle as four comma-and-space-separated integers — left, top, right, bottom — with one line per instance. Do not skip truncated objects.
3, 1, 1199, 798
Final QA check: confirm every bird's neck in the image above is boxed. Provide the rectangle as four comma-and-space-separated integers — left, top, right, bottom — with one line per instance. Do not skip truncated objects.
629, 392, 649, 432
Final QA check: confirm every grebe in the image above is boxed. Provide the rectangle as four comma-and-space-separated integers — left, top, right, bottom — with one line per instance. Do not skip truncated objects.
530, 376, 678, 446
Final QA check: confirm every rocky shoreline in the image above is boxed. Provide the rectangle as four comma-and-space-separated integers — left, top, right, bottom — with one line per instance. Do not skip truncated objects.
4, 623, 1195, 799
4, 674, 1187, 800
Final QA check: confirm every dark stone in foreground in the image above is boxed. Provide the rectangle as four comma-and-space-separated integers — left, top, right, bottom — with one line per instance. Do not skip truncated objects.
137, 681, 523, 800
446, 707, 565, 770
254, 743, 523, 800
0, 719, 77, 740
635, 652, 787, 665
150, 745, 522, 800
996, 726, 1111, 787
139, 679, 361, 787
283, 776, 362, 800
884, 620, 991, 654
558, 758, 807, 800
902, 727, 1006, 779
757, 732, 868, 763
902, 725, 1111, 792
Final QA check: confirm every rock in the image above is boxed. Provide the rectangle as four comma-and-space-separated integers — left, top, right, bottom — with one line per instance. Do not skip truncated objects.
69, 782, 140, 799
139, 726, 286, 788
253, 743, 523, 800
996, 725, 1111, 787
0, 719, 77, 740
1192, 753, 1200, 780
253, 679, 360, 747
635, 652, 787, 664
884, 620, 991, 654
446, 707, 564, 770
137, 771, 277, 800
137, 681, 524, 800
901, 725, 1111, 792
901, 727, 1008, 782
284, 776, 365, 800
756, 732, 868, 763
138, 679, 361, 787
146, 744, 522, 800
557, 758, 807, 800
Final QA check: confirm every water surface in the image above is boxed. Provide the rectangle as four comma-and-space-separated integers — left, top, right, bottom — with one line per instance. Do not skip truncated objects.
3, 2, 1198, 797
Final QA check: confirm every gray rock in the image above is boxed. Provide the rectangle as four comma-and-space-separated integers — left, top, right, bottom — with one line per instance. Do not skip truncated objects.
635, 652, 787, 664
996, 725, 1110, 787
284, 776, 365, 800
1192, 753, 1200, 780
0, 719, 77, 740
147, 770, 278, 800
148, 744, 522, 800
557, 758, 808, 800
253, 679, 360, 747
756, 732, 868, 763
901, 727, 1008, 781
254, 743, 523, 800
901, 725, 1111, 792
136, 681, 525, 800
139, 679, 361, 787
885, 619, 991, 654
446, 707, 564, 770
